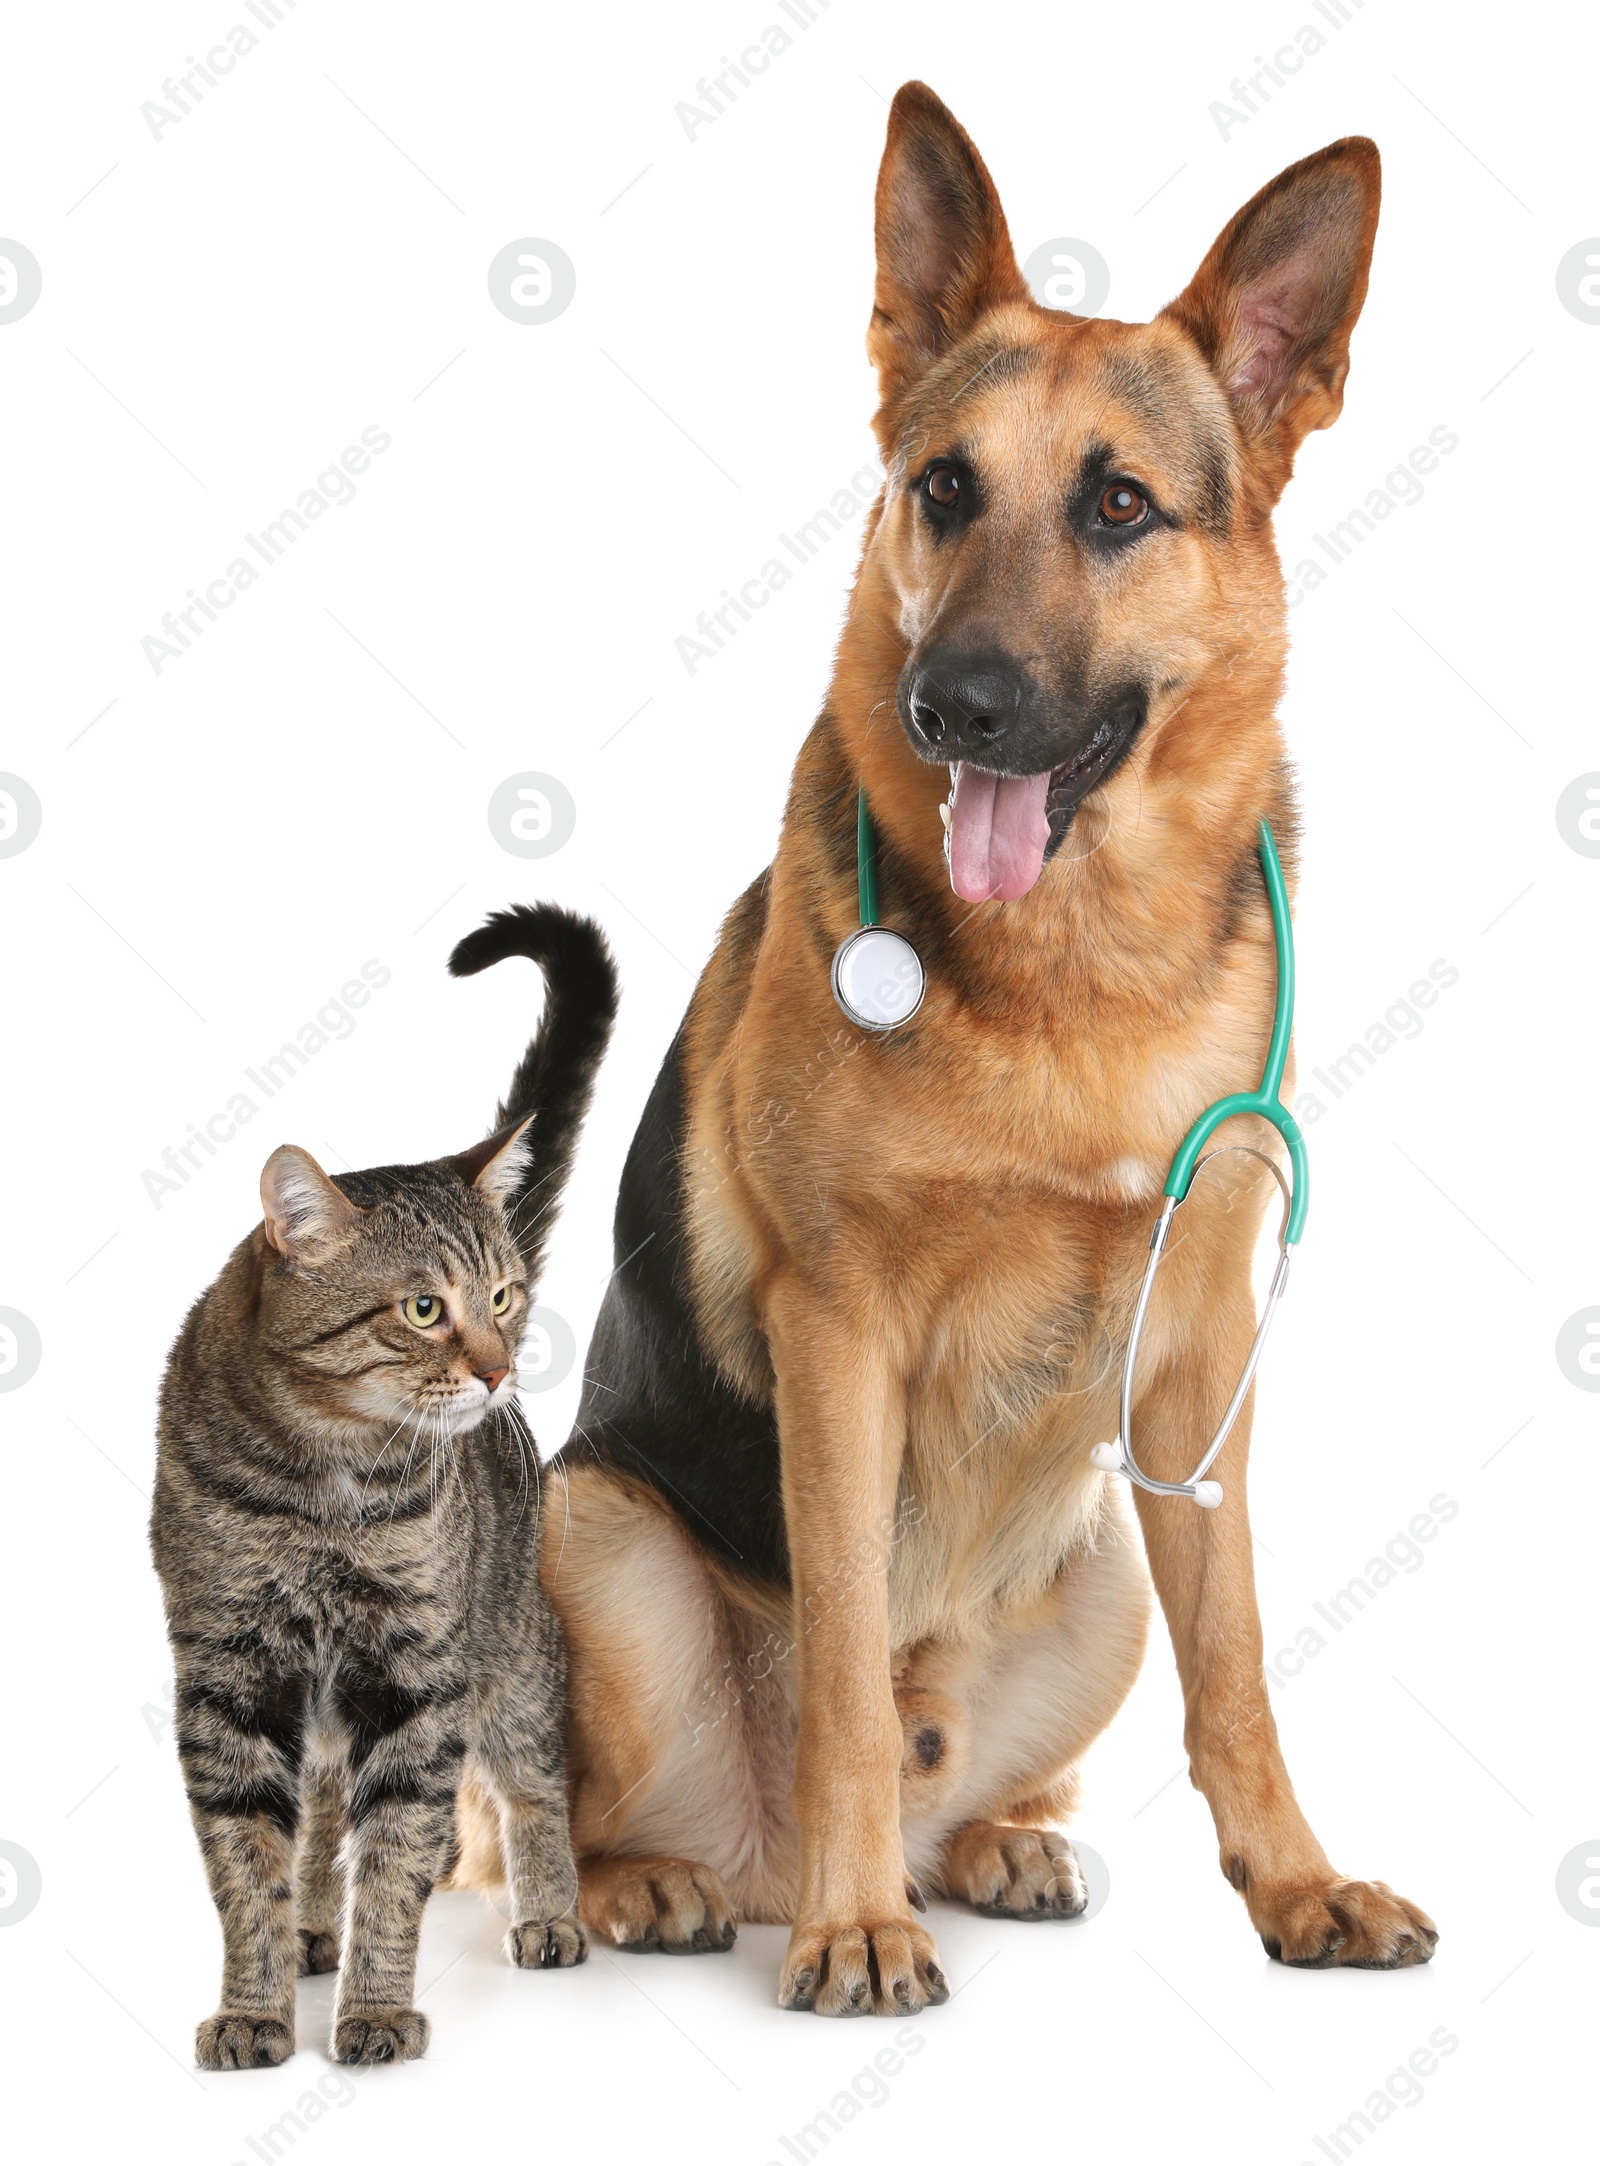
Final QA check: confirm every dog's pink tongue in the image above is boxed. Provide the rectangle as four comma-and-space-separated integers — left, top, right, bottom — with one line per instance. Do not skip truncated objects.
948, 763, 1053, 903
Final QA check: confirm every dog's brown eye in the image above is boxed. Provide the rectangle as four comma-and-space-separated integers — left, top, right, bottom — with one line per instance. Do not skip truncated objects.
1099, 484, 1148, 527
925, 464, 960, 507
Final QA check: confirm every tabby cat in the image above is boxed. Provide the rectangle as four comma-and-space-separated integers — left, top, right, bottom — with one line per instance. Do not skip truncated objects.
150, 905, 616, 2069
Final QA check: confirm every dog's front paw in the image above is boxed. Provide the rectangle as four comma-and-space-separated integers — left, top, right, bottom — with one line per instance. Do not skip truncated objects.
507, 1912, 589, 1969
332, 2008, 430, 2064
1253, 1878, 1438, 1970
779, 1918, 949, 2017
195, 2011, 293, 2070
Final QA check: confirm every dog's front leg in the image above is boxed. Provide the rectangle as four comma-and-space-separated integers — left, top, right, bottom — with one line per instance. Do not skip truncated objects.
1132, 1316, 1438, 1971
766, 1276, 949, 2016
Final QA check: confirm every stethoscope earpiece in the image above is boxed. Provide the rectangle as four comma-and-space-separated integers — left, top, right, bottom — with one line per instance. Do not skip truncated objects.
1091, 1440, 1223, 1508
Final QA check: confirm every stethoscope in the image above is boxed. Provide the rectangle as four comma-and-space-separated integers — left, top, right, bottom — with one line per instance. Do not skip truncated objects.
829, 790, 928, 1031
831, 789, 1307, 1508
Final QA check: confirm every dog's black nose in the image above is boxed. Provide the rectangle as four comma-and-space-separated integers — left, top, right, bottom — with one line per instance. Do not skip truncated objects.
903, 652, 1025, 753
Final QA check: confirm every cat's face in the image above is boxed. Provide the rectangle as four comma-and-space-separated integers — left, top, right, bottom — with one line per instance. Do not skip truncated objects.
255, 1130, 535, 1440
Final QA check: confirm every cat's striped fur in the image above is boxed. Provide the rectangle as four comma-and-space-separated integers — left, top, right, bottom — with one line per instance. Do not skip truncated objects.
150, 905, 616, 2069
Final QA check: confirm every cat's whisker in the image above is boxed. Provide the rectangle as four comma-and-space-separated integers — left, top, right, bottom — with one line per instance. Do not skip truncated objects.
428, 1400, 462, 1545
524, 1404, 543, 1516
361, 1393, 423, 1509
500, 1396, 541, 1530
493, 1403, 528, 1527
389, 1401, 430, 1524
443, 1405, 465, 1497
428, 1401, 444, 1539
547, 1431, 583, 1587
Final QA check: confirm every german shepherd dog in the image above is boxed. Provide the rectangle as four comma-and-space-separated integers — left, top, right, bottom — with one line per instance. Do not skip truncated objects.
478, 83, 1440, 2012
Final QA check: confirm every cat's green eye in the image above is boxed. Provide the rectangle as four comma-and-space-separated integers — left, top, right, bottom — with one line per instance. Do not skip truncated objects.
491, 1284, 514, 1316
402, 1293, 445, 1330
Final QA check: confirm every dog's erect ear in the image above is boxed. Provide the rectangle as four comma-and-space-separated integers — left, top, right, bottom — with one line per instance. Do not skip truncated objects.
445, 1116, 535, 1208
261, 1145, 364, 1267
869, 82, 1028, 404
1161, 138, 1380, 476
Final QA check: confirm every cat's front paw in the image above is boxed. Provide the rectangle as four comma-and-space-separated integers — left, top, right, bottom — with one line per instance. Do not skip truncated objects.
297, 1927, 341, 1975
507, 1911, 589, 1969
196, 2011, 294, 2070
332, 2008, 430, 2064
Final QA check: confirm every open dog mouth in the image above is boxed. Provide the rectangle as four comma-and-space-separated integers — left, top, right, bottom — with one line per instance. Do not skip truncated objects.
942, 717, 1132, 904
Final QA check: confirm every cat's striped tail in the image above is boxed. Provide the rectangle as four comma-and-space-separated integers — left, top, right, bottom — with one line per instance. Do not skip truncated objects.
448, 904, 618, 1291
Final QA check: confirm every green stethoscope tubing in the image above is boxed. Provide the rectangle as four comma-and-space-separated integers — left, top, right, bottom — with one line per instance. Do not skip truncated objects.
1164, 818, 1308, 1245
856, 788, 881, 928
851, 792, 1305, 1243
846, 791, 1307, 1505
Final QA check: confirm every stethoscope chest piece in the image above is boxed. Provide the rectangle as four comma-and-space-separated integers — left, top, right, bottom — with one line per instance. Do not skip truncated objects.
832, 789, 925, 1032
831, 926, 925, 1033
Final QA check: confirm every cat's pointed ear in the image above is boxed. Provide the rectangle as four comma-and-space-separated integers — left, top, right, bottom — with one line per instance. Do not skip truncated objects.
868, 82, 1028, 405
260, 1145, 364, 1267
1160, 137, 1379, 481
446, 1116, 535, 1208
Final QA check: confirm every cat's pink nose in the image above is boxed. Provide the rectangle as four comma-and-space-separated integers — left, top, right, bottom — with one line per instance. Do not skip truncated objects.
478, 1366, 511, 1393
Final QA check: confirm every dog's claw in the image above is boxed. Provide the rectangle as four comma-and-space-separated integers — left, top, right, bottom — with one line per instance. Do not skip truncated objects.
1256, 1880, 1436, 1970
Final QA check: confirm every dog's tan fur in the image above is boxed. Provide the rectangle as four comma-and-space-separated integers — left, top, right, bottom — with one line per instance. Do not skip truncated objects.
455, 84, 1436, 2010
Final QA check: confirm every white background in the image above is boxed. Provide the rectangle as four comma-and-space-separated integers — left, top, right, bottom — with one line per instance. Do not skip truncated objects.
2, 1, 1595, 2159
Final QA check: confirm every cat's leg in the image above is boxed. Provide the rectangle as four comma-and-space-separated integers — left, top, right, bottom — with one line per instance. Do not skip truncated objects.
469, 1615, 587, 1969
176, 1651, 308, 2070
474, 1718, 588, 1971
294, 1752, 345, 1975
330, 1658, 467, 2065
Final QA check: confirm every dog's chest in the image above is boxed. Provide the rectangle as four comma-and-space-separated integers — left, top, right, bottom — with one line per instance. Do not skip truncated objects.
885, 1212, 1136, 1637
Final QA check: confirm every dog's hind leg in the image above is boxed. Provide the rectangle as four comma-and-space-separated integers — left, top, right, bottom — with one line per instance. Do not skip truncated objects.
543, 1464, 796, 1947
577, 1855, 738, 1953
899, 1486, 1151, 1917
